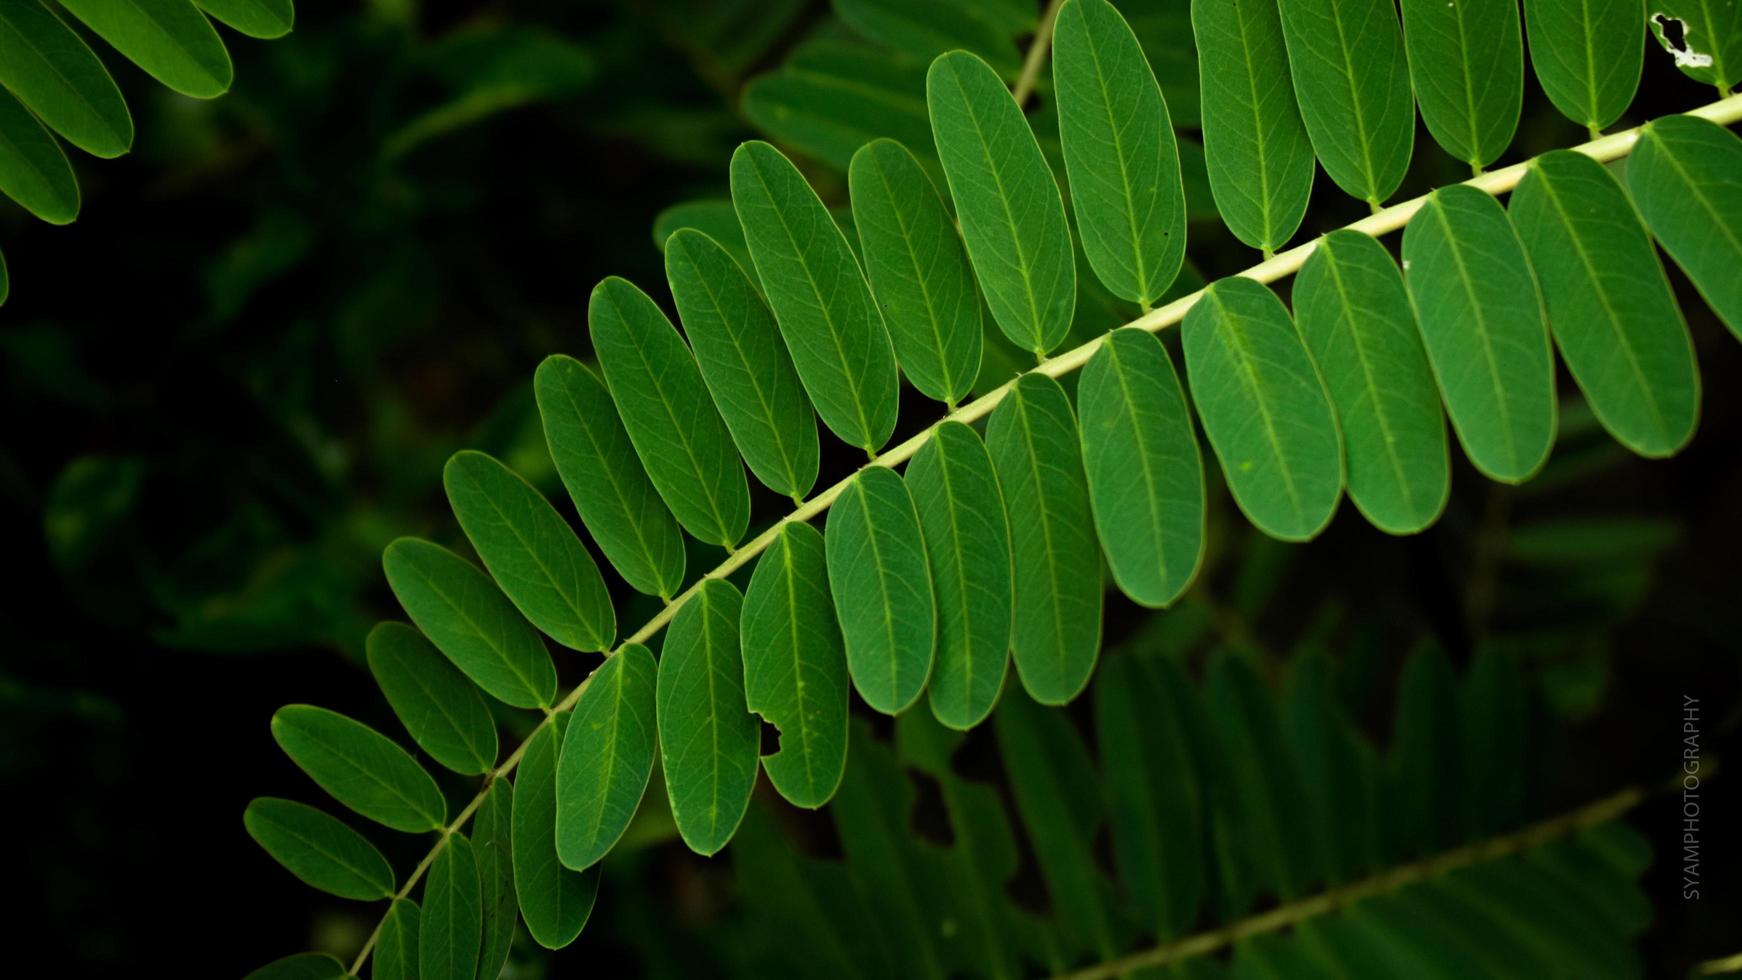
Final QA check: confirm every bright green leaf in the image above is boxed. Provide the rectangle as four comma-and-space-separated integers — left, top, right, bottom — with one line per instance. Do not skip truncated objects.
848, 138, 984, 405
928, 50, 1077, 356
534, 354, 687, 599
833, 0, 1019, 74
421, 833, 481, 980
1054, 0, 1187, 306
665, 228, 820, 501
657, 579, 759, 856
242, 953, 347, 980
1627, 114, 1742, 341
56, 0, 233, 99
270, 704, 446, 833
731, 140, 901, 453
243, 797, 395, 900
382, 537, 557, 710
740, 522, 849, 807
512, 718, 600, 949
443, 450, 616, 652
905, 421, 1011, 731
473, 779, 515, 980
0, 85, 78, 224
1402, 185, 1556, 482
375, 899, 419, 980
1511, 149, 1698, 457
194, 0, 293, 39
1522, 0, 1644, 131
1650, 2, 1742, 90
556, 644, 658, 870
1190, 0, 1314, 252
826, 466, 936, 715
741, 39, 933, 172
589, 276, 750, 548
1182, 277, 1343, 541
1399, 0, 1523, 169
986, 374, 1101, 705
1275, 0, 1414, 204
1078, 327, 1205, 607
1294, 230, 1449, 534
366, 621, 496, 776
0, 0, 131, 157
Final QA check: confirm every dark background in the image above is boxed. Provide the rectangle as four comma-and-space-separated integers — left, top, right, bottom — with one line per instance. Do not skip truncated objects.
0, 1, 1737, 976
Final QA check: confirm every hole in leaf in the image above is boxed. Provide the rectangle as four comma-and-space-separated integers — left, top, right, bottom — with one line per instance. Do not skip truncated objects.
1652, 14, 1689, 53
757, 717, 783, 758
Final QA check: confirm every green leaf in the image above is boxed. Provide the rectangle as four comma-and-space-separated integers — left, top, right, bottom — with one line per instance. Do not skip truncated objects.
740, 522, 849, 807
848, 138, 984, 405
741, 39, 933, 173
194, 0, 293, 39
1388, 645, 1463, 857
243, 797, 395, 900
1190, 0, 1314, 252
1627, 114, 1742, 341
1651, 1, 1742, 90
665, 228, 820, 501
367, 626, 498, 779
1402, 185, 1556, 482
985, 374, 1101, 705
382, 537, 557, 710
534, 354, 687, 599
1078, 327, 1206, 606
555, 644, 658, 871
0, 246, 7, 305
421, 833, 481, 980
833, 0, 1019, 74
1053, 0, 1187, 306
0, 0, 131, 157
0, 85, 78, 224
1283, 648, 1378, 884
443, 450, 616, 652
730, 140, 901, 453
656, 579, 758, 856
512, 718, 600, 949
1293, 230, 1449, 533
472, 779, 515, 980
1182, 277, 1343, 541
270, 704, 446, 833
375, 899, 419, 980
56, 0, 232, 99
1275, 0, 1414, 204
242, 953, 348, 980
1094, 653, 1204, 940
905, 421, 1012, 730
1206, 652, 1319, 899
589, 276, 751, 548
655, 199, 749, 269
1510, 150, 1698, 457
1398, 0, 1523, 169
825, 466, 936, 715
1458, 649, 1525, 838
1522, 0, 1644, 131
927, 50, 1077, 356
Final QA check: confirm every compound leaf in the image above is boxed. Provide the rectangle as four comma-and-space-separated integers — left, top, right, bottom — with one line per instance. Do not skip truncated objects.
421, 833, 481, 980
513, 717, 601, 949
0, 0, 131, 157
556, 644, 658, 871
375, 899, 419, 980
1650, 1, 1742, 90
194, 0, 294, 39
0, 85, 78, 224
1627, 114, 1742, 340
56, 0, 233, 99
271, 704, 446, 833
473, 779, 515, 980
366, 621, 497, 775
243, 797, 395, 900
741, 39, 933, 172
1399, 0, 1523, 168
1522, 0, 1644, 131
826, 466, 936, 715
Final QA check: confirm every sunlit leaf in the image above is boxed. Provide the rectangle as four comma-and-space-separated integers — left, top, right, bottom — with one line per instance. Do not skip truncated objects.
556, 644, 658, 871
1627, 113, 1742, 340
826, 466, 935, 715
57, 0, 233, 99
1398, 0, 1523, 169
420, 833, 481, 980
271, 704, 446, 833
243, 797, 395, 899
513, 718, 600, 949
0, 0, 131, 157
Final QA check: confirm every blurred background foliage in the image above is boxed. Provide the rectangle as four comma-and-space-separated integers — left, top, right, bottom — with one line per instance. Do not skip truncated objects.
0, 0, 1737, 976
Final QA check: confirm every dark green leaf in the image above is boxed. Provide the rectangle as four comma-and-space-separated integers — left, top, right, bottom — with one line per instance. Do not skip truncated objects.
1078, 327, 1205, 606
905, 421, 1011, 730
1182, 276, 1343, 541
421, 833, 481, 980
194, 0, 293, 39
271, 704, 446, 833
986, 374, 1101, 705
382, 537, 557, 710
1459, 648, 1525, 838
1294, 230, 1449, 533
242, 953, 348, 980
928, 49, 1077, 356
0, 0, 131, 157
656, 579, 758, 856
731, 140, 901, 453
375, 899, 419, 980
1510, 149, 1698, 456
0, 85, 78, 224
741, 39, 933, 172
56, 0, 233, 99
1388, 644, 1462, 857
367, 623, 498, 775
473, 779, 515, 980
826, 466, 936, 715
1650, 1, 1742, 90
655, 199, 748, 268
1522, 0, 1643, 130
1206, 652, 1319, 899
1054, 0, 1187, 306
243, 797, 395, 899
512, 718, 600, 949
1402, 185, 1556, 482
1627, 113, 1742, 340
443, 450, 615, 651
590, 276, 750, 547
1399, 0, 1523, 168
834, 0, 1019, 74
740, 522, 849, 807
534, 354, 687, 599
556, 644, 658, 870
848, 138, 984, 405
1191, 0, 1314, 251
